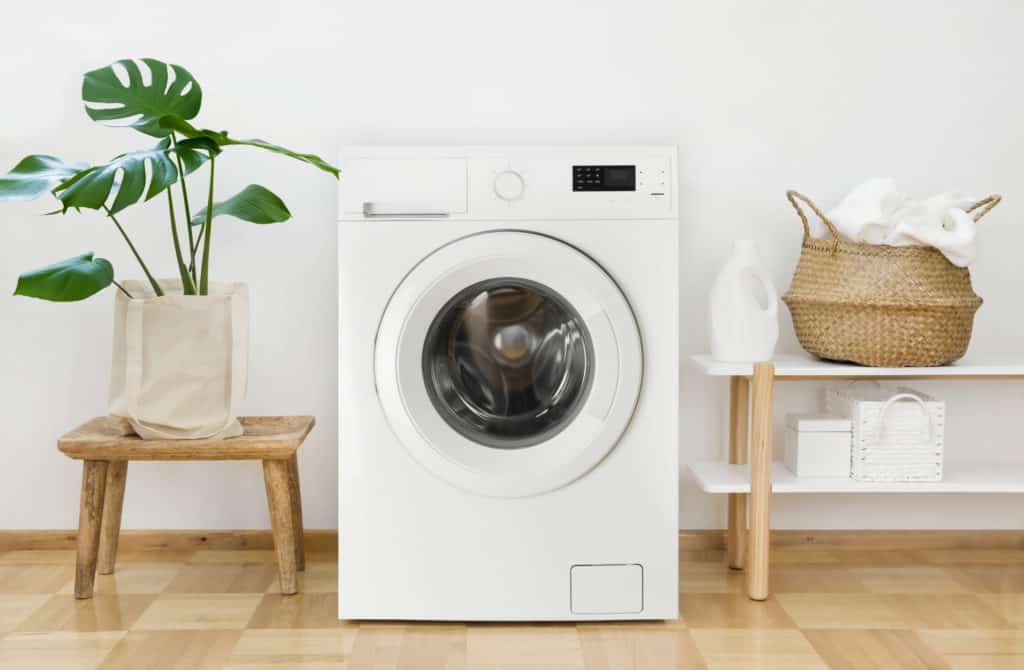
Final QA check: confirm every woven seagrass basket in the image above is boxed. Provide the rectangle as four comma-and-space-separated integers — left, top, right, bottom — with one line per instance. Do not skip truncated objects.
782, 190, 1001, 367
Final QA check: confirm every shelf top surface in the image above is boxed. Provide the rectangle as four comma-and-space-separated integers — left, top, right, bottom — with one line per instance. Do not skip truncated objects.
690, 353, 1024, 378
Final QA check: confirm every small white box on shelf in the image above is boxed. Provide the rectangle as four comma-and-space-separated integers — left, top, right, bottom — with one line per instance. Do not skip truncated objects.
783, 414, 852, 478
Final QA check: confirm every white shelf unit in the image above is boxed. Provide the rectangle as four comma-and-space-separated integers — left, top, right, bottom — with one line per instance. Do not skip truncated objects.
690, 352, 1024, 601
690, 461, 1024, 495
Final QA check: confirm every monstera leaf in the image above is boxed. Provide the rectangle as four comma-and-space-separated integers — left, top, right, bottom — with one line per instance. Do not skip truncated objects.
174, 137, 219, 174
53, 137, 220, 213
14, 252, 114, 301
83, 58, 202, 138
190, 184, 290, 226
159, 116, 339, 178
0, 155, 88, 201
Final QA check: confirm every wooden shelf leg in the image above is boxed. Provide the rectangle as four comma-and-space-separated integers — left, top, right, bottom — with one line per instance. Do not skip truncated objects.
98, 461, 128, 575
727, 376, 750, 570
286, 453, 306, 572
747, 362, 775, 601
263, 459, 298, 595
75, 460, 108, 599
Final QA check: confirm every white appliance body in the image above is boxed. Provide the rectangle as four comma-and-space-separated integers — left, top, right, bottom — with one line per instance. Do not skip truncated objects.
338, 146, 679, 621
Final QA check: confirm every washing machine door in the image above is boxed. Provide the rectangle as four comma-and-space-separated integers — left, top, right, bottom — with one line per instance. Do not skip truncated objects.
375, 231, 642, 497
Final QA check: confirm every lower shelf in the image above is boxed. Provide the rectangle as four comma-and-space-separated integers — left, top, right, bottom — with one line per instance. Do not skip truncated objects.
689, 461, 1024, 494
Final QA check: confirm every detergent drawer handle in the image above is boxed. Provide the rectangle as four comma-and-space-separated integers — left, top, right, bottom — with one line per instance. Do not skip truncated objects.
362, 202, 450, 218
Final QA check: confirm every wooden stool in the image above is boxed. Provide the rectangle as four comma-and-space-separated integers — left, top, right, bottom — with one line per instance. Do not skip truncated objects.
58, 415, 315, 599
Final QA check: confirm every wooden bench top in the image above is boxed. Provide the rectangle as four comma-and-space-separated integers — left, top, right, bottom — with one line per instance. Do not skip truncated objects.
58, 416, 316, 461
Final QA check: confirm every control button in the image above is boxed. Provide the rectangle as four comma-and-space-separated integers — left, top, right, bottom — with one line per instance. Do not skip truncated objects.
493, 170, 525, 201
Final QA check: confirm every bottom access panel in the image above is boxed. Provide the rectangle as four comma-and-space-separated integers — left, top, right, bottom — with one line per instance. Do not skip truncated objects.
570, 563, 644, 615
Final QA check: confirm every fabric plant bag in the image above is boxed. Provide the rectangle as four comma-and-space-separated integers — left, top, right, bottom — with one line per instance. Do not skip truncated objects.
108, 279, 248, 440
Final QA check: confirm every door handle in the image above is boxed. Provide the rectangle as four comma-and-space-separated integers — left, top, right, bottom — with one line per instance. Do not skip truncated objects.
362, 202, 450, 218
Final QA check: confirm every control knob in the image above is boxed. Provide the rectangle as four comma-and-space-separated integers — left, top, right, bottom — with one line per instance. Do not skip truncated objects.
493, 170, 525, 201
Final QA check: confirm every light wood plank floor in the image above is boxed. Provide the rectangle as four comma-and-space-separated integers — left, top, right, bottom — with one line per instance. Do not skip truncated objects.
1, 545, 1023, 668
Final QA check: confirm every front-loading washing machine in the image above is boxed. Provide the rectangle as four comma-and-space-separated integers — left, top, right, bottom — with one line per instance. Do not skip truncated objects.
338, 145, 678, 621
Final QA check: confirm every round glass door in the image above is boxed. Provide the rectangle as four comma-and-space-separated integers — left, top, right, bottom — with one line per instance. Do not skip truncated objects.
375, 231, 642, 498
423, 278, 594, 449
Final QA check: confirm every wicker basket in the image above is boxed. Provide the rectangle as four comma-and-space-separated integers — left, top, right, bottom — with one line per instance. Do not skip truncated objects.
826, 382, 945, 482
782, 190, 1001, 367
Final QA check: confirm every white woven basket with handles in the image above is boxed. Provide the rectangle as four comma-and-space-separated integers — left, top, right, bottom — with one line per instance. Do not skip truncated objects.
825, 382, 945, 482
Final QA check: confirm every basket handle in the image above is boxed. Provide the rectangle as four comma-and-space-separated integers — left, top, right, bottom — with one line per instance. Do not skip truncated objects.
874, 393, 933, 446
786, 190, 841, 242
965, 194, 1001, 223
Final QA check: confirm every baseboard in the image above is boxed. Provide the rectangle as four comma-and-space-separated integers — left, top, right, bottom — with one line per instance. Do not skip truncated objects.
678, 529, 1024, 551
2, 529, 1023, 553
0, 529, 338, 553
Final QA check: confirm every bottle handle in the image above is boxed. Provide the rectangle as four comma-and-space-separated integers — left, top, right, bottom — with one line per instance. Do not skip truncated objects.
751, 268, 779, 317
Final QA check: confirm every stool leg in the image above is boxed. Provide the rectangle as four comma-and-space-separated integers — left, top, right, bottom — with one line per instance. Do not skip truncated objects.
98, 462, 128, 575
263, 459, 298, 595
75, 461, 108, 599
286, 454, 306, 571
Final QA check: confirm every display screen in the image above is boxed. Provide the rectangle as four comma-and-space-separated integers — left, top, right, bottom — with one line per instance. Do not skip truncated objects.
573, 165, 636, 191
603, 166, 634, 188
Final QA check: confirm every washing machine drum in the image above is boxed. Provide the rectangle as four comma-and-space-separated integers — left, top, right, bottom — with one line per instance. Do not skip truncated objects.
423, 278, 594, 450
375, 231, 642, 498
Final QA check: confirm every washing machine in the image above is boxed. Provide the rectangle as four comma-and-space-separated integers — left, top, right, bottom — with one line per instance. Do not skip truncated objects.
338, 145, 679, 621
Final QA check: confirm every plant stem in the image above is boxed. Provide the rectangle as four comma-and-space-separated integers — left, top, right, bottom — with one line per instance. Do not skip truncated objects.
199, 156, 215, 296
167, 189, 196, 295
103, 206, 163, 297
170, 133, 197, 283
112, 280, 133, 299
191, 222, 205, 259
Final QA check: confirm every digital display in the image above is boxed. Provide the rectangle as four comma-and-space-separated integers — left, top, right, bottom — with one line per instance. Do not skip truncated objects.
573, 165, 636, 192
603, 166, 634, 188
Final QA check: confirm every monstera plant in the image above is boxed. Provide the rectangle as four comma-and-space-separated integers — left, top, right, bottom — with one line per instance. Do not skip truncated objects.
0, 57, 338, 300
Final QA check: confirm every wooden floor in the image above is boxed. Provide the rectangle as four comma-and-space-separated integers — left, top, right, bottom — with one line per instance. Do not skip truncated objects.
2, 545, 1024, 668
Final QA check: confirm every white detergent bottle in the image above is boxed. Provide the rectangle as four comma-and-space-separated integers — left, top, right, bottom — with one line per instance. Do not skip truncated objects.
709, 240, 779, 362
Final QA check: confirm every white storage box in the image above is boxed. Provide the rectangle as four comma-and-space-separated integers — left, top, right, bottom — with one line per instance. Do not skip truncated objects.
825, 383, 945, 483
783, 414, 852, 478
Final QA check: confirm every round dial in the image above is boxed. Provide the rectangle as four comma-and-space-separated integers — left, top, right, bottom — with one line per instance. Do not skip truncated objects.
493, 170, 525, 201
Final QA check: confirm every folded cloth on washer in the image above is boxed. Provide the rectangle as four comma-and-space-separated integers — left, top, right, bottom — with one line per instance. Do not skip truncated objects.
822, 179, 980, 266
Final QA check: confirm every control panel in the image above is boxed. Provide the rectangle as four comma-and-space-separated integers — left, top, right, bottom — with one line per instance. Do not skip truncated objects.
338, 146, 677, 221
573, 165, 636, 192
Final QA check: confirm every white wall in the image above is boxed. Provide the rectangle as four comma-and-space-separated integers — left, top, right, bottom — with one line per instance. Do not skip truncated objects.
3, 0, 1023, 531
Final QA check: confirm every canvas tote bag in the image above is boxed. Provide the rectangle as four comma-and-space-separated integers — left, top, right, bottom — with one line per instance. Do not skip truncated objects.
109, 279, 248, 440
